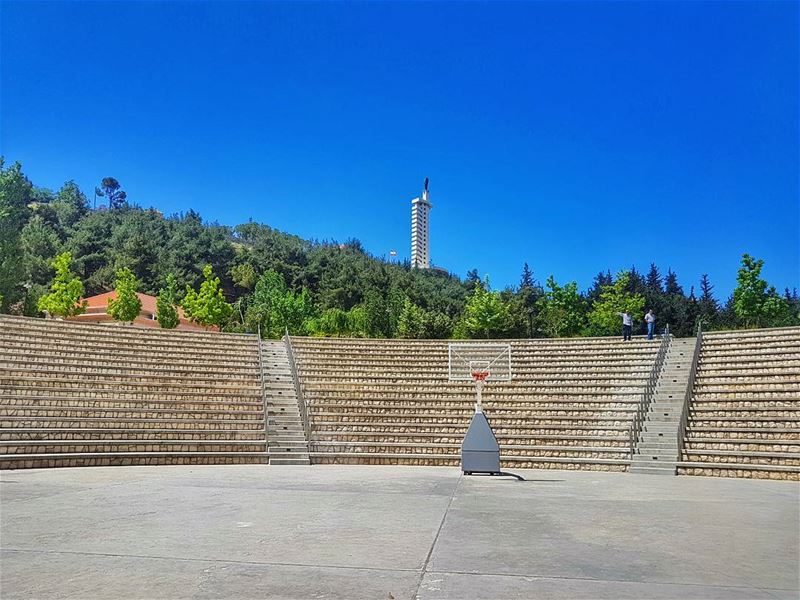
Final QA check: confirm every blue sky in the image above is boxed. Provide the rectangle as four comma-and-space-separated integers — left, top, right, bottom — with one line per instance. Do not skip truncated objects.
2, 1, 797, 299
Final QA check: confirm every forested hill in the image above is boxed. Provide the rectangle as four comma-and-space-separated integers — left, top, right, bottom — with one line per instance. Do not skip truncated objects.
1, 160, 797, 338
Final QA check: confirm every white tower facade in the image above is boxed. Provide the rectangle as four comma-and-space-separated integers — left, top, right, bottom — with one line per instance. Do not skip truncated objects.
410, 179, 432, 269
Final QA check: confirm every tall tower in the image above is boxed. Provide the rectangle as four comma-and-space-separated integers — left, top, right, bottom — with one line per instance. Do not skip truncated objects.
411, 178, 432, 269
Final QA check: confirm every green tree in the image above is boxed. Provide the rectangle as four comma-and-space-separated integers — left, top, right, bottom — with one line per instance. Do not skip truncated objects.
21, 215, 62, 287
96, 177, 127, 209
51, 181, 89, 232
309, 307, 349, 336
37, 252, 87, 317
454, 279, 513, 339
231, 263, 257, 290
397, 298, 426, 338
733, 254, 791, 328
535, 276, 586, 337
516, 263, 542, 337
247, 270, 311, 337
156, 273, 180, 329
0, 160, 33, 311
108, 211, 165, 289
697, 274, 719, 329
107, 267, 143, 322
587, 271, 646, 336
346, 305, 369, 336
424, 310, 454, 339
182, 264, 233, 329
587, 270, 613, 302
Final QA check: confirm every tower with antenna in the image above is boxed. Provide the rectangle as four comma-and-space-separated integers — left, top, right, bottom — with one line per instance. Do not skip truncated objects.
410, 177, 432, 269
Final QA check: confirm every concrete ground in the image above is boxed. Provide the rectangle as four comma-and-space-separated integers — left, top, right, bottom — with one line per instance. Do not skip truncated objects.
1, 466, 797, 600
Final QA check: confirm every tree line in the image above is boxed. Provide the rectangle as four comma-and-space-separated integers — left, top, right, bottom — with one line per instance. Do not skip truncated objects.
1, 159, 798, 338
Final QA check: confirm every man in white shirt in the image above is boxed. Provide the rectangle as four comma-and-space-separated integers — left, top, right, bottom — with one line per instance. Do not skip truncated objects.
645, 309, 656, 340
620, 311, 632, 341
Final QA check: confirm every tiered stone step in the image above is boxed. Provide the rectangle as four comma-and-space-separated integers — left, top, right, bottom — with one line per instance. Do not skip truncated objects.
291, 336, 661, 471
0, 315, 268, 469
629, 337, 693, 475
263, 340, 310, 465
678, 327, 800, 481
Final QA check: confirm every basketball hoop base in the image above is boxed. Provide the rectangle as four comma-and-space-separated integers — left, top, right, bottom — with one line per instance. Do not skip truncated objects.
460, 411, 525, 482
462, 471, 526, 482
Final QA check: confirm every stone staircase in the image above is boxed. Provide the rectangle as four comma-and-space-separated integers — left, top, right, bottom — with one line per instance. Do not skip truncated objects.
630, 337, 695, 475
261, 341, 310, 466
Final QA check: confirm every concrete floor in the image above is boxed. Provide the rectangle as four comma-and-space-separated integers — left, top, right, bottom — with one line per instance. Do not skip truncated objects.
1, 465, 797, 600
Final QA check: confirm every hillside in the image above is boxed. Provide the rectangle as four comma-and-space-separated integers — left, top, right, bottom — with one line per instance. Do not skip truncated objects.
1, 161, 797, 338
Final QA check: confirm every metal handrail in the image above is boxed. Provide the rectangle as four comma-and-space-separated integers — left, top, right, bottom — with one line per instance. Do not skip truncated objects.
256, 324, 269, 450
629, 325, 671, 458
677, 321, 703, 456
283, 330, 312, 444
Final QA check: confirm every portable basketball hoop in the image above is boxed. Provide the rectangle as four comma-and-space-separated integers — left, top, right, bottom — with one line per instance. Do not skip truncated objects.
449, 344, 511, 412
448, 343, 523, 481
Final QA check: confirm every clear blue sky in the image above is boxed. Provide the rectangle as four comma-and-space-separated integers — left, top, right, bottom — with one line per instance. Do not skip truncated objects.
2, 1, 797, 299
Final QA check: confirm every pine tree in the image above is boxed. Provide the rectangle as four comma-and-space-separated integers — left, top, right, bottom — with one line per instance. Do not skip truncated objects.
587, 270, 613, 302
0, 160, 33, 310
96, 177, 127, 210
686, 286, 700, 333
646, 263, 663, 292
627, 266, 647, 296
664, 268, 683, 295
108, 267, 142, 322
517, 262, 541, 337
520, 263, 534, 289
700, 274, 715, 303
465, 268, 481, 293
697, 274, 719, 329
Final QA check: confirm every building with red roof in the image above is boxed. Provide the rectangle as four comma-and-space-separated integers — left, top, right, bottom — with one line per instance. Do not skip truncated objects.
66, 292, 215, 331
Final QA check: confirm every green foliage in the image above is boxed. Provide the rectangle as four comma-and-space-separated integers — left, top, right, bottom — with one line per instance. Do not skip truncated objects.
536, 276, 586, 337
308, 306, 365, 337
107, 267, 143, 322
0, 160, 33, 311
231, 263, 257, 290
37, 252, 87, 317
156, 273, 180, 329
397, 298, 426, 338
587, 271, 646, 336
733, 254, 791, 328
309, 307, 349, 336
21, 215, 62, 288
182, 265, 233, 329
96, 177, 127, 209
247, 269, 315, 338
454, 279, 513, 339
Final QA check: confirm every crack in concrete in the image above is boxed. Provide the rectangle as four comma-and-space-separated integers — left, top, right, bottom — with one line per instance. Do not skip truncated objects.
412, 473, 462, 599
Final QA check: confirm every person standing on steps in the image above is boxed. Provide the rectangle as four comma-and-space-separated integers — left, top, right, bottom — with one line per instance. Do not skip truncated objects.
619, 310, 633, 341
645, 309, 656, 340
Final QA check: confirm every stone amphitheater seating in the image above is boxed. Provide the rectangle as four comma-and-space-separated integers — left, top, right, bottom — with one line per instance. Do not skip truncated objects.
289, 336, 661, 471
678, 327, 800, 481
0, 315, 267, 469
3, 313, 796, 481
